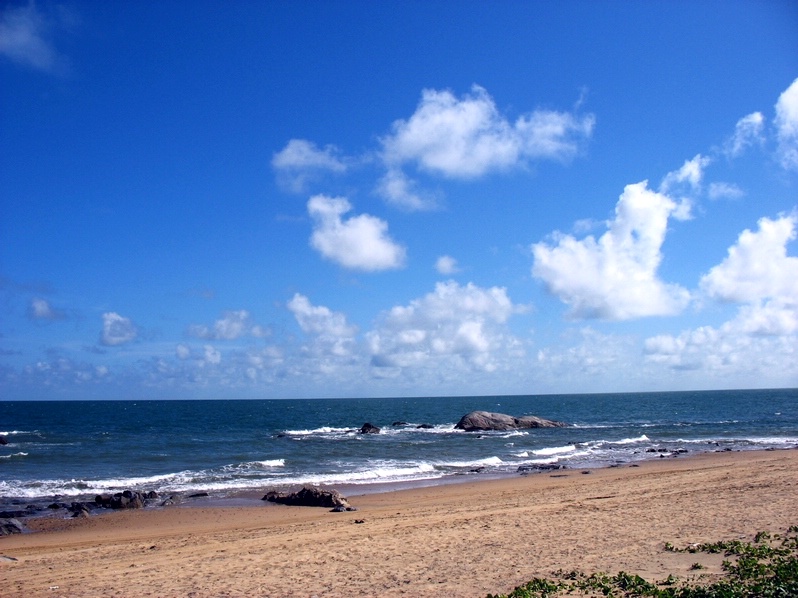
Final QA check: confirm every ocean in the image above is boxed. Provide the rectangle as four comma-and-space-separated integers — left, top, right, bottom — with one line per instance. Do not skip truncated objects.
1, 389, 796, 503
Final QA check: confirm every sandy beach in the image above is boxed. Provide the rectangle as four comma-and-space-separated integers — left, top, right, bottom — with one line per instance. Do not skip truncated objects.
1, 449, 796, 597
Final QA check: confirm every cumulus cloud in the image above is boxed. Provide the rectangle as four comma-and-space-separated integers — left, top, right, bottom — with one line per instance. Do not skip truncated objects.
724, 112, 765, 158
287, 293, 358, 359
532, 181, 691, 320
378, 85, 594, 208
435, 255, 460, 275
271, 139, 348, 192
28, 297, 66, 321
187, 310, 267, 340
700, 213, 798, 305
659, 154, 711, 203
307, 195, 406, 271
645, 213, 798, 375
367, 281, 522, 374
100, 312, 137, 346
775, 77, 798, 171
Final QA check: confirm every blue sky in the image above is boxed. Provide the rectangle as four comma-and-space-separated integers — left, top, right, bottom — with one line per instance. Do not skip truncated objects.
2, 1, 797, 399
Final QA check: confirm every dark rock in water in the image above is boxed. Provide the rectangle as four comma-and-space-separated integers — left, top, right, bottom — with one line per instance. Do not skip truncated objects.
262, 486, 356, 511
391, 421, 408, 426
359, 422, 380, 434
455, 411, 566, 432
0, 510, 30, 519
188, 492, 209, 499
518, 463, 566, 473
416, 423, 434, 429
0, 518, 24, 535
0, 436, 7, 445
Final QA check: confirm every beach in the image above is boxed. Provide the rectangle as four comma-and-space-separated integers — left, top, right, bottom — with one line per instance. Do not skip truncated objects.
1, 449, 796, 597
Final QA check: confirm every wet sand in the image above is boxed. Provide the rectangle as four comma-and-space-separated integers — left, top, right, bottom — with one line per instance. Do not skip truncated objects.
1, 449, 796, 597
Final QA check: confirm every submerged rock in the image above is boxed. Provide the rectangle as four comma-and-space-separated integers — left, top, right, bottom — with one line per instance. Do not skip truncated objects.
358, 422, 380, 434
454, 411, 566, 432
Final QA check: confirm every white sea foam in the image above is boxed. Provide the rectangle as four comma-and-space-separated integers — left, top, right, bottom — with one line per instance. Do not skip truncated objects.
533, 444, 576, 457
440, 456, 503, 468
0, 452, 28, 459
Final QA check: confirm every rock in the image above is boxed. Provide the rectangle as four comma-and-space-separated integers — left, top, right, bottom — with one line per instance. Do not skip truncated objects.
391, 421, 408, 426
262, 486, 355, 511
359, 422, 380, 434
0, 519, 24, 535
0, 436, 7, 445
188, 492, 209, 499
454, 411, 566, 431
518, 463, 566, 473
416, 424, 434, 429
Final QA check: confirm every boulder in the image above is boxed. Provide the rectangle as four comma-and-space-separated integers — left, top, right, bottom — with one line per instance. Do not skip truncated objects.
262, 486, 356, 511
0, 518, 24, 535
359, 422, 380, 434
454, 411, 566, 431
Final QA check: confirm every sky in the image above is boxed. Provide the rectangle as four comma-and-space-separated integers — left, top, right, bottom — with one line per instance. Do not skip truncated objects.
1, 1, 798, 400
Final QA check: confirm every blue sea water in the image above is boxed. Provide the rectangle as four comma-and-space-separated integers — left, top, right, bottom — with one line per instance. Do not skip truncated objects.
1, 389, 796, 502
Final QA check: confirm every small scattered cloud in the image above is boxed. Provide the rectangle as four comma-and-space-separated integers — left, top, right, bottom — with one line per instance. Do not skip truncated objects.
724, 112, 765, 158
187, 310, 269, 340
435, 255, 460, 275
708, 182, 744, 201
532, 180, 691, 320
0, 2, 71, 73
272, 139, 349, 193
28, 297, 66, 321
287, 293, 358, 359
308, 195, 406, 271
774, 77, 798, 171
100, 312, 137, 346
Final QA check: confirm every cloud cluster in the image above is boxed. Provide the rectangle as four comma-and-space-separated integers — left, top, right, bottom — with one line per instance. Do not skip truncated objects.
645, 213, 798, 374
378, 85, 594, 209
188, 310, 269, 340
367, 281, 522, 374
307, 195, 406, 271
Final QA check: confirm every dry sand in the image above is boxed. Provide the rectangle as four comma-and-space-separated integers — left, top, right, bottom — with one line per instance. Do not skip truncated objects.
1, 449, 796, 597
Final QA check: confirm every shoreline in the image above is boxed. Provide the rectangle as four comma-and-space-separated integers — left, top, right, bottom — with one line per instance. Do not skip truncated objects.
2, 448, 797, 597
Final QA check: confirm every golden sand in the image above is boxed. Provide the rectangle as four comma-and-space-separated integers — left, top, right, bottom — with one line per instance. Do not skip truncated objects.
1, 449, 796, 597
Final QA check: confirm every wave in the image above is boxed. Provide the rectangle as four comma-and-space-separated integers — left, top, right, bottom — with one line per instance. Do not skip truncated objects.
0, 452, 28, 459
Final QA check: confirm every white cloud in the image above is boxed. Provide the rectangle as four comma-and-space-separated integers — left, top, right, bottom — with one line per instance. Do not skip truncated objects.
100, 312, 137, 346
202, 344, 221, 366
176, 344, 191, 359
308, 195, 406, 271
645, 213, 798, 377
375, 168, 438, 211
28, 297, 65, 321
708, 182, 744, 201
378, 85, 594, 208
287, 293, 358, 361
0, 2, 73, 74
532, 181, 691, 320
188, 310, 264, 340
367, 281, 521, 374
271, 139, 348, 192
659, 154, 711, 202
435, 255, 460, 275
724, 112, 765, 158
775, 77, 798, 171
700, 213, 798, 304
288, 293, 357, 338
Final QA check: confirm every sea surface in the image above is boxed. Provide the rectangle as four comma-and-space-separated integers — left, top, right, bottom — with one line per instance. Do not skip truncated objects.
1, 389, 797, 503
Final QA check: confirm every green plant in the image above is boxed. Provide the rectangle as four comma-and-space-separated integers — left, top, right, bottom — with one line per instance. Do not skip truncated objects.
488, 527, 798, 598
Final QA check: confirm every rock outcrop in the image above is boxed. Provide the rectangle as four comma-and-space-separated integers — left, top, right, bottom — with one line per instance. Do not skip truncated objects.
359, 422, 380, 434
454, 411, 566, 432
262, 486, 356, 511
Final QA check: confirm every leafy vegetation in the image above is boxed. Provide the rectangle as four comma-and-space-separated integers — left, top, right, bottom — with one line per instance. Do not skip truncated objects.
487, 526, 798, 598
